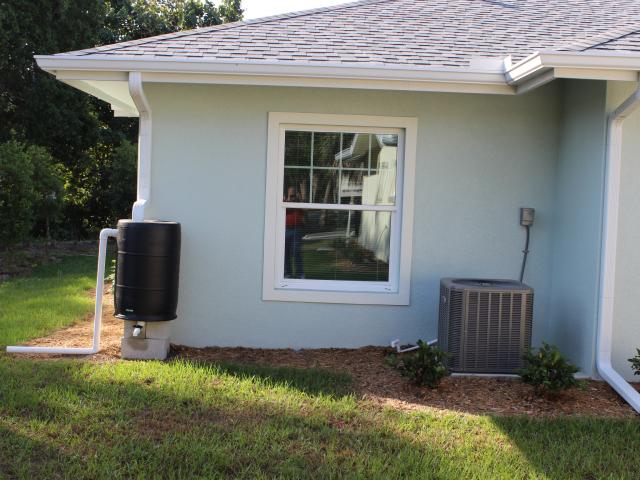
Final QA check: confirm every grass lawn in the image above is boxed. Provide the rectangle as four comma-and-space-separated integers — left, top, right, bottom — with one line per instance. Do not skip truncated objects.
0, 254, 100, 347
1, 255, 640, 479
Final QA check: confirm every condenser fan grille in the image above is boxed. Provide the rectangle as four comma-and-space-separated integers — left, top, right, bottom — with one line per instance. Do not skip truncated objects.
438, 278, 533, 374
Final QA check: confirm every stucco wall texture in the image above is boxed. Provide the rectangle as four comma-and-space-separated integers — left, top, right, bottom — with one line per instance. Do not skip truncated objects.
141, 79, 633, 378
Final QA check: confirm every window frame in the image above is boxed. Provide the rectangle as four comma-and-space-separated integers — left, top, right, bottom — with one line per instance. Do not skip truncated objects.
262, 112, 417, 305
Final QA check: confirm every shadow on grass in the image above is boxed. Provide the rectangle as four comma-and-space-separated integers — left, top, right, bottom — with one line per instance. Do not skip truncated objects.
491, 415, 640, 480
2, 357, 640, 479
194, 360, 355, 398
0, 425, 74, 478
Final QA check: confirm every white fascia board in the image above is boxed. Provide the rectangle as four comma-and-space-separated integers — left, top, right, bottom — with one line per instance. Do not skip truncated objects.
35, 54, 515, 95
507, 51, 640, 86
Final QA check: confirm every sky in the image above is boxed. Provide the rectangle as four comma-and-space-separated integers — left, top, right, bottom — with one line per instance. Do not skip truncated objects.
232, 0, 351, 20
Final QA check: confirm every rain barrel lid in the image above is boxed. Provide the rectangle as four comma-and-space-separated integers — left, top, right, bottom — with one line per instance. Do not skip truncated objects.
117, 219, 179, 226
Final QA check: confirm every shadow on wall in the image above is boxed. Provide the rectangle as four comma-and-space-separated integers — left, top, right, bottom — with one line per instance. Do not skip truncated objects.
548, 298, 590, 374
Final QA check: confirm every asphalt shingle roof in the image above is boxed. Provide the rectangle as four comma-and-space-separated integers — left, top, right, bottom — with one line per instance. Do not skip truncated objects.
62, 0, 640, 69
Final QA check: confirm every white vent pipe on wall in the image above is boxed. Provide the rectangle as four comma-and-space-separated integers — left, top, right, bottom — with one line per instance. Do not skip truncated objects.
6, 228, 118, 355
597, 81, 640, 413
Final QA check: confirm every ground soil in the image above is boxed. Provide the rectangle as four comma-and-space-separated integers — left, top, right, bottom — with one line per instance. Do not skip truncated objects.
15, 291, 640, 419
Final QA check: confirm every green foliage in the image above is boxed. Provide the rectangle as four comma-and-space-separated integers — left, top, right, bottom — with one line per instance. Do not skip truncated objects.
0, 141, 65, 247
102, 0, 243, 44
388, 340, 450, 388
0, 0, 243, 240
29, 145, 65, 239
0, 141, 35, 246
520, 342, 583, 396
106, 258, 117, 293
628, 348, 640, 376
103, 140, 138, 224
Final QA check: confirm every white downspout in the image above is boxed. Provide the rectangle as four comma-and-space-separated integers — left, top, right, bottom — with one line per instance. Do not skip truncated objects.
596, 82, 640, 413
128, 71, 151, 221
6, 228, 118, 354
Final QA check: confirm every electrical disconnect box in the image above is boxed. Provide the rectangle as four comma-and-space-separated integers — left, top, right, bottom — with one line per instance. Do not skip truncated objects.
520, 207, 535, 227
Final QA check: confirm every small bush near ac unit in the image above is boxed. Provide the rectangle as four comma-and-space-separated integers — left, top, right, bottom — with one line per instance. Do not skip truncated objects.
628, 348, 640, 376
387, 340, 450, 389
520, 343, 583, 397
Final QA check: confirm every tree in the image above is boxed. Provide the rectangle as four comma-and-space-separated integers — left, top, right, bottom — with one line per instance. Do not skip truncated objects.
0, 141, 35, 247
101, 0, 243, 44
0, 0, 243, 239
0, 1, 103, 160
29, 146, 65, 241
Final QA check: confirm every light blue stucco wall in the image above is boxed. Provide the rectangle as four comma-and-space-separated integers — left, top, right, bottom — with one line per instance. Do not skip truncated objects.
608, 81, 640, 381
143, 83, 561, 350
547, 80, 608, 377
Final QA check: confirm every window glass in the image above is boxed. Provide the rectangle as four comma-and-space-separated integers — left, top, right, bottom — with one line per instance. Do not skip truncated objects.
283, 208, 391, 282
284, 131, 311, 166
284, 131, 397, 206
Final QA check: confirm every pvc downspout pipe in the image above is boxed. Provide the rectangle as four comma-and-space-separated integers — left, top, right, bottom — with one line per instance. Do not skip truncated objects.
128, 71, 151, 221
596, 82, 640, 413
6, 228, 118, 355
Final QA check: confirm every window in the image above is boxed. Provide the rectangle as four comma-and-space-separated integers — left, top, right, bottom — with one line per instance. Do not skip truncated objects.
263, 113, 417, 305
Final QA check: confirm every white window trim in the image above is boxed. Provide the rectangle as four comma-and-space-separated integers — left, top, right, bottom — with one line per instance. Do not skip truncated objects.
262, 112, 417, 305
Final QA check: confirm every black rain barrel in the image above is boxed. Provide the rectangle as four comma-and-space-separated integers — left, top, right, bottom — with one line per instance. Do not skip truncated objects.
114, 220, 181, 322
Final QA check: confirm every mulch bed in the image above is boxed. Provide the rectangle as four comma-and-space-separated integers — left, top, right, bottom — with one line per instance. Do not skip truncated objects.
12, 291, 640, 419
171, 344, 640, 419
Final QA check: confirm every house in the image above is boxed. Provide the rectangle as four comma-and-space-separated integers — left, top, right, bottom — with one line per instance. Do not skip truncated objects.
36, 0, 640, 402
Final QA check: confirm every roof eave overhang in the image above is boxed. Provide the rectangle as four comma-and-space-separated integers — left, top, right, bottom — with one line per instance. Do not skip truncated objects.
35, 50, 640, 116
35, 54, 515, 114
507, 51, 640, 94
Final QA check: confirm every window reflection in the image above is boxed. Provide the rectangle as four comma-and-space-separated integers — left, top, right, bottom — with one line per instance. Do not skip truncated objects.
284, 208, 390, 282
283, 132, 398, 206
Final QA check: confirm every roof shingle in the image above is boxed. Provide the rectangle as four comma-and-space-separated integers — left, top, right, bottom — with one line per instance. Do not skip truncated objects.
61, 0, 640, 69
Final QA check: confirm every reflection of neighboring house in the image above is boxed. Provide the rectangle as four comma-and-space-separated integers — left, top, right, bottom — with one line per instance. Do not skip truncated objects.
360, 145, 396, 262
336, 134, 397, 262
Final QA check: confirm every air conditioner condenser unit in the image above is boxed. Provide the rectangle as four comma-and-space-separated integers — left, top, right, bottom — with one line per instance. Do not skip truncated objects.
438, 278, 533, 374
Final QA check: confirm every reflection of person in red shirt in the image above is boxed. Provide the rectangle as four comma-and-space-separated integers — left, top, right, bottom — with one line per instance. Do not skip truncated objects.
284, 186, 304, 278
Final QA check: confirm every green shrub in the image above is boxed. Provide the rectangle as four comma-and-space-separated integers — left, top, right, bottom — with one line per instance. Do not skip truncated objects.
388, 340, 450, 388
520, 342, 582, 396
628, 348, 640, 376
0, 141, 65, 247
29, 144, 65, 240
0, 141, 35, 247
106, 259, 116, 292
